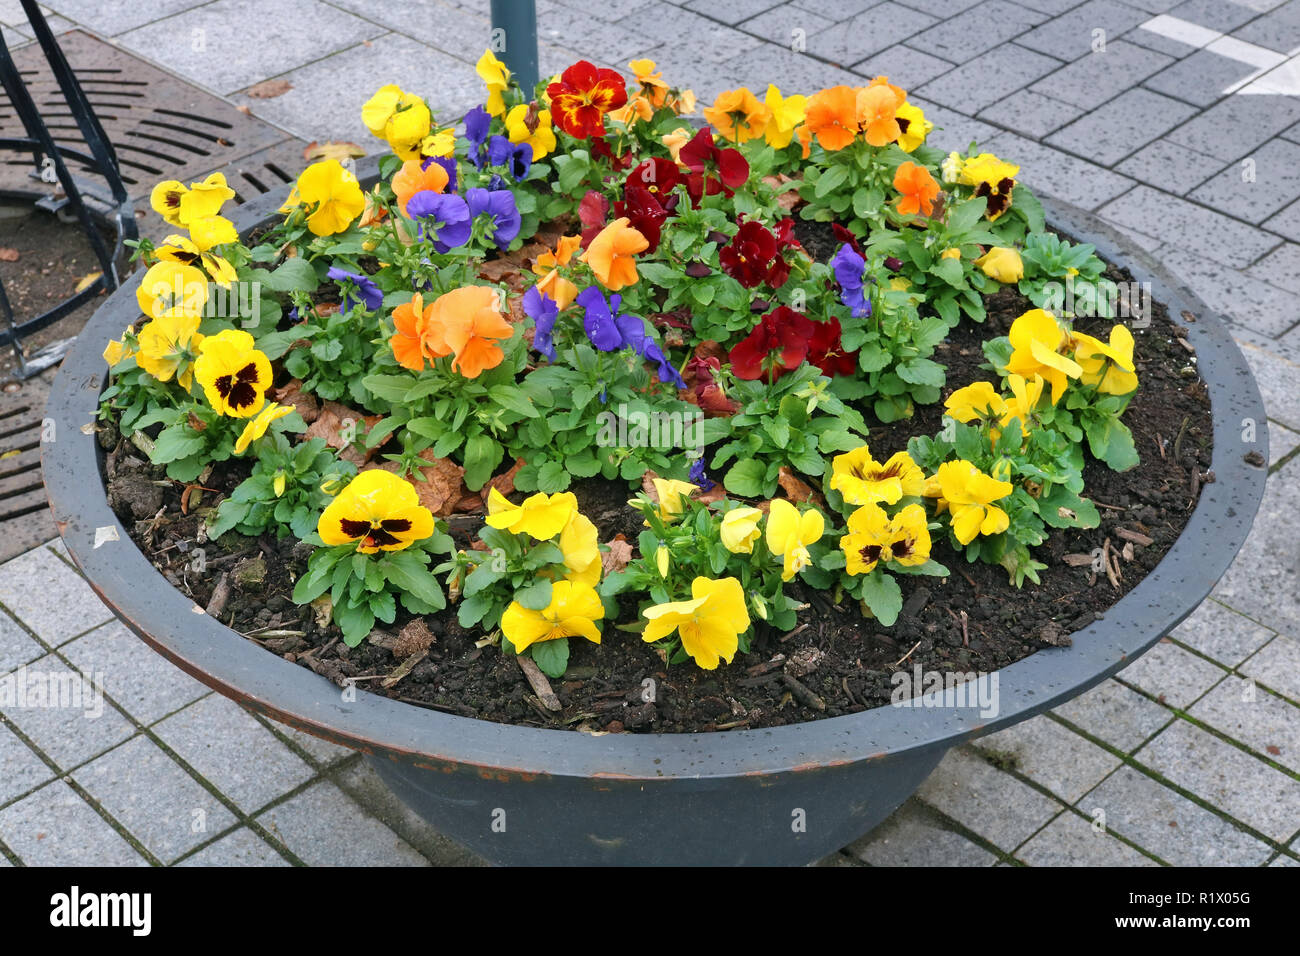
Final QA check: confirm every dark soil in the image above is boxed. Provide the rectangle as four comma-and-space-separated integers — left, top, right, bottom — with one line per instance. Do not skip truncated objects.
103, 229, 1217, 734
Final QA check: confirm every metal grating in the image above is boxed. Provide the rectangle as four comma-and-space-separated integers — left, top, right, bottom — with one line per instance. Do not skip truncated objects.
0, 376, 53, 562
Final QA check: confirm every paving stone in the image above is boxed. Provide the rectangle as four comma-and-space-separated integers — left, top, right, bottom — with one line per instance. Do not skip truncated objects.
1031, 40, 1174, 110
978, 89, 1084, 139
1137, 719, 1300, 841
739, 4, 834, 50
1234, 336, 1300, 430
0, 546, 111, 646
624, 2, 765, 64
1260, 196, 1300, 247
1246, 241, 1300, 295
1096, 183, 1281, 266
60, 621, 206, 726
257, 781, 429, 866
1189, 675, 1300, 773
1017, 0, 1091, 11
1018, 0, 1149, 61
327, 0, 492, 66
1268, 423, 1300, 467
684, 0, 783, 22
1119, 0, 1190, 11
1052, 678, 1172, 752
1123, 22, 1200, 58
0, 720, 53, 807
153, 695, 315, 813
117, 0, 387, 95
177, 827, 291, 866
0, 781, 146, 866
914, 43, 1063, 115
1270, 851, 1300, 866
850, 44, 955, 87
1213, 464, 1300, 639
1117, 637, 1226, 707
1097, 217, 1164, 252
75, 735, 238, 863
891, 0, 982, 14
803, 2, 937, 66
916, 746, 1064, 850
268, 721, 356, 767
1168, 0, 1260, 32
0, 610, 41, 676
1081, 764, 1274, 864
975, 715, 1122, 802
535, 3, 660, 65
907, 0, 1047, 64
0, 655, 133, 770
234, 34, 482, 144
1156, 245, 1296, 337
719, 43, 864, 98
908, 97, 1000, 151
1015, 809, 1159, 865
1170, 597, 1278, 669
846, 798, 997, 866
1168, 92, 1300, 161
1045, 87, 1197, 166
1114, 138, 1224, 194
543, 0, 654, 20
335, 759, 488, 865
983, 131, 1136, 210
39, 0, 210, 35
1144, 47, 1256, 107
792, 0, 881, 20
1188, 138, 1300, 223
1241, 633, 1300, 702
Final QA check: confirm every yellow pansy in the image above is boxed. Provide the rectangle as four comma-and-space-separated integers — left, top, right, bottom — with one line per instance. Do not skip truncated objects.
505, 103, 557, 160
1001, 373, 1045, 433
477, 48, 511, 116
650, 478, 697, 523
926, 460, 1013, 546
829, 446, 925, 507
361, 84, 432, 159
719, 506, 763, 554
703, 87, 771, 143
1005, 309, 1082, 405
420, 128, 456, 159
103, 331, 137, 367
894, 101, 931, 152
1073, 324, 1139, 395
234, 402, 293, 454
156, 215, 239, 288
318, 469, 435, 554
136, 260, 208, 321
642, 576, 749, 670
486, 488, 577, 540
765, 499, 824, 581
559, 511, 601, 587
292, 160, 365, 236
193, 329, 271, 418
974, 246, 1024, 283
135, 314, 203, 390
841, 502, 892, 576
944, 381, 1006, 423
887, 504, 931, 567
959, 152, 1019, 221
655, 545, 670, 577
763, 84, 807, 149
502, 579, 604, 654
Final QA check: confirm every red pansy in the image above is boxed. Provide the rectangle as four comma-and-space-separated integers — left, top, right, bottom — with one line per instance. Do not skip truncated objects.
719, 218, 777, 288
679, 128, 749, 205
728, 306, 814, 381
806, 317, 858, 377
547, 61, 629, 139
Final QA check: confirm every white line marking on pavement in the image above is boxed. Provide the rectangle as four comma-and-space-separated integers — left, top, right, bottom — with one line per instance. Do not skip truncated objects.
1139, 14, 1300, 96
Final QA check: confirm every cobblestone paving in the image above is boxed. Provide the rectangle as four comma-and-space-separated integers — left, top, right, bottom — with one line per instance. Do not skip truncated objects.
2, 0, 1298, 865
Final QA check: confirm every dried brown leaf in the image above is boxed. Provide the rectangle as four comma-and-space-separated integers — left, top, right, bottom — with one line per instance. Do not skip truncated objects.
246, 79, 293, 99
601, 534, 633, 575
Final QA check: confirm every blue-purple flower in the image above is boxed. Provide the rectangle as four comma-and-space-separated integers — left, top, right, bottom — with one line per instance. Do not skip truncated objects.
831, 243, 871, 318
522, 286, 558, 362
689, 457, 714, 492
326, 266, 383, 313
487, 135, 532, 180
406, 191, 472, 253
575, 286, 685, 388
466, 187, 520, 249
465, 106, 491, 168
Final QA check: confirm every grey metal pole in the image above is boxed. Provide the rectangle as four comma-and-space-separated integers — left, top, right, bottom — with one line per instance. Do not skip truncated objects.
490, 0, 539, 95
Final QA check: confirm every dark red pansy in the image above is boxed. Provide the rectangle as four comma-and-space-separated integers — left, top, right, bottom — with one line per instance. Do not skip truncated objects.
613, 184, 668, 252
547, 60, 629, 139
728, 305, 814, 381
719, 218, 778, 289
806, 316, 858, 377
679, 128, 749, 205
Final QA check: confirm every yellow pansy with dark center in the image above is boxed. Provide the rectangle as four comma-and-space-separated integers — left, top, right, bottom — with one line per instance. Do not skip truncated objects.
319, 470, 434, 554
194, 329, 271, 418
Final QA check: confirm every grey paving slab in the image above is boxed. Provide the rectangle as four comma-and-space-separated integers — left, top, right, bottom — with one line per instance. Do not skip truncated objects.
983, 131, 1136, 210
914, 43, 1063, 115
1114, 138, 1224, 195
1213, 463, 1300, 639
907, 0, 1047, 64
974, 715, 1123, 802
1117, 637, 1226, 707
117, 0, 387, 95
892, 0, 982, 13
40, 0, 210, 35
718, 43, 864, 98
75, 735, 238, 863
1271, 851, 1300, 866
792, 0, 882, 19
846, 798, 997, 866
1269, 423, 1300, 467
916, 746, 1064, 850
153, 695, 315, 813
1015, 809, 1159, 865
1137, 718, 1300, 841
1246, 241, 1300, 295
1170, 597, 1278, 669
1189, 675, 1300, 772
851, 44, 955, 87
1045, 87, 1197, 166
0, 655, 133, 770
177, 827, 291, 866
268, 721, 356, 767
803, 2, 937, 66
1081, 764, 1274, 864
739, 4, 835, 50
1096, 184, 1281, 266
1018, 0, 1091, 11
1241, 633, 1300, 702
326, 0, 495, 66
1234, 335, 1300, 430
624, 2, 765, 64
1189, 138, 1300, 223
685, 0, 784, 21
257, 781, 429, 866
1261, 196, 1300, 246
0, 610, 41, 677
535, 3, 662, 65
60, 621, 207, 726
0, 781, 146, 866
1051, 677, 1173, 752
544, 0, 656, 18
0, 545, 112, 646
1168, 92, 1300, 161
1232, 0, 1300, 51
1157, 246, 1297, 337
1031, 40, 1175, 110
1168, 0, 1260, 31
908, 97, 1000, 151
0, 720, 53, 807
1017, 0, 1150, 61
977, 89, 1085, 139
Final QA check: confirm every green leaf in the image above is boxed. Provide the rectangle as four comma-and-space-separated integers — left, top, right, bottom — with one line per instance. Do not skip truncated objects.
488, 385, 540, 418
383, 557, 445, 610
860, 571, 903, 627
531, 638, 569, 679
334, 599, 375, 647
724, 458, 768, 497
462, 433, 503, 490
535, 460, 571, 492
815, 164, 849, 198
264, 258, 320, 293
151, 424, 207, 464
515, 578, 553, 611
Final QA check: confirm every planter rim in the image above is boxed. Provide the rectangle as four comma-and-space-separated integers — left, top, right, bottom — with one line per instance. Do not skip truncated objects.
43, 171, 1269, 781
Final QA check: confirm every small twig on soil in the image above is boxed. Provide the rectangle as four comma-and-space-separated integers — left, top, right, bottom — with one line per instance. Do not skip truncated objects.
781, 674, 825, 711
841, 676, 858, 707
1173, 415, 1190, 461
894, 640, 922, 668
242, 628, 305, 640
959, 610, 969, 647
1091, 500, 1126, 512
712, 718, 752, 730
1155, 431, 1166, 460
206, 573, 230, 619
778, 623, 812, 644
1116, 527, 1154, 547
745, 655, 786, 676
382, 649, 428, 689
957, 569, 980, 594
516, 655, 562, 711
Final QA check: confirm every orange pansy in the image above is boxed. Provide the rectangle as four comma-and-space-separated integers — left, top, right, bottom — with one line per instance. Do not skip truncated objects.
390, 293, 449, 371
855, 84, 902, 147
893, 161, 941, 217
580, 217, 649, 291
427, 286, 514, 379
800, 85, 859, 152
391, 159, 448, 218
532, 234, 582, 309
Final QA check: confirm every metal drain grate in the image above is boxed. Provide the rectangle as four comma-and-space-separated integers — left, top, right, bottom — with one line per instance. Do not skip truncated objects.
0, 30, 307, 227
0, 376, 53, 562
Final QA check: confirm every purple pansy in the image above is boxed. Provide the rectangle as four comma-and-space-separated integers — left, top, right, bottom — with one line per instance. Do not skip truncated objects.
466, 187, 521, 249
464, 106, 491, 169
689, 457, 714, 492
576, 286, 686, 388
406, 191, 472, 253
487, 136, 532, 180
831, 243, 871, 318
326, 266, 383, 313
522, 286, 558, 362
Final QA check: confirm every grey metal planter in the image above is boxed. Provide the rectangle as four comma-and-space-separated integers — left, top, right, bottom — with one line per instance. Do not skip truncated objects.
43, 182, 1268, 866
